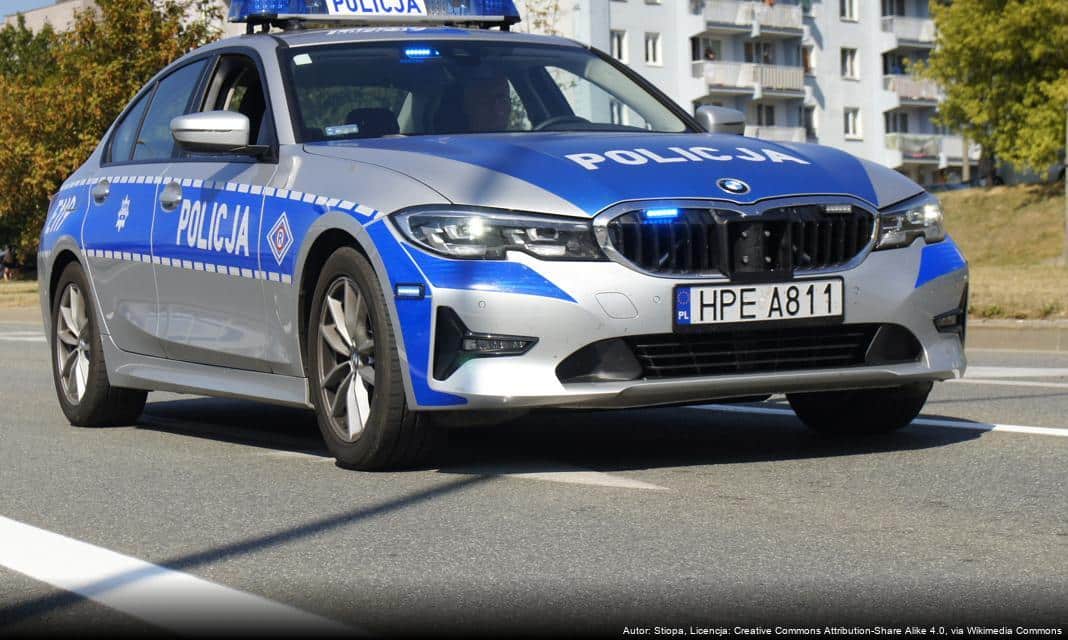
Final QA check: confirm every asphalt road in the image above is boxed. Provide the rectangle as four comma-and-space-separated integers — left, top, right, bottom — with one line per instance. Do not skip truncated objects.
0, 316, 1066, 635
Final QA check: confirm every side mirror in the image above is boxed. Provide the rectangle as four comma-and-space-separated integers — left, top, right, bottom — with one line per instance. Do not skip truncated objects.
171, 111, 263, 155
695, 105, 746, 135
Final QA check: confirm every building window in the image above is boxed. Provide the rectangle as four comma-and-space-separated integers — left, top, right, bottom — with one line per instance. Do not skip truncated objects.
802, 45, 815, 75
844, 107, 861, 138
755, 104, 775, 127
884, 111, 909, 133
744, 41, 775, 65
881, 0, 905, 17
802, 106, 817, 140
693, 37, 721, 62
840, 47, 858, 79
883, 52, 909, 75
839, 0, 857, 21
610, 30, 627, 62
644, 32, 662, 66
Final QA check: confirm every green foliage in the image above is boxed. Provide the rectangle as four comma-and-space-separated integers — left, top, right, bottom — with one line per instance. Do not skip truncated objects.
0, 15, 57, 82
0, 0, 222, 254
920, 0, 1068, 172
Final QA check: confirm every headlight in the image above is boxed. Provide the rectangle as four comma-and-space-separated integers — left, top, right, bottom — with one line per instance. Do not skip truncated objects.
874, 193, 946, 250
392, 209, 605, 260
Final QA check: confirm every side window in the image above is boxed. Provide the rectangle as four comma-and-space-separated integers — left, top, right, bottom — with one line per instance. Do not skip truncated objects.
201, 55, 272, 146
108, 90, 151, 163
132, 60, 207, 162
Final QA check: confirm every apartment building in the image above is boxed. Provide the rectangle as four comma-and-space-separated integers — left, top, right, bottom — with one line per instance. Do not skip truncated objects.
543, 0, 977, 187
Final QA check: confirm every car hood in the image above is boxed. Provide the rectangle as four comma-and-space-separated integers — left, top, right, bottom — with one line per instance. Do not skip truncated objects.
304, 132, 923, 217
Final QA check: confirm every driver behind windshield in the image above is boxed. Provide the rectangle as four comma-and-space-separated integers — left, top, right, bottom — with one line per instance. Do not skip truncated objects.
434, 71, 514, 134
461, 72, 513, 132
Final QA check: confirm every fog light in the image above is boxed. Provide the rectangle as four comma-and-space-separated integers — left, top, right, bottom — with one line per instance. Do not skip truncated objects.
934, 312, 963, 332
462, 337, 535, 354
434, 307, 538, 380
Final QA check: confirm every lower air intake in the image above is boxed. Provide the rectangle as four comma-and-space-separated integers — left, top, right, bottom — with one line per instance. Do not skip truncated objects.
622, 324, 920, 380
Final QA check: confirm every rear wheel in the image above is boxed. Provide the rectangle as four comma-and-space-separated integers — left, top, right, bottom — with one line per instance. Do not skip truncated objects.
307, 247, 438, 470
50, 262, 146, 426
786, 382, 932, 435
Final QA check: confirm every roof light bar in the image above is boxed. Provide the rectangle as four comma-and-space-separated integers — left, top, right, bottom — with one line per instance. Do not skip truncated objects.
229, 0, 521, 30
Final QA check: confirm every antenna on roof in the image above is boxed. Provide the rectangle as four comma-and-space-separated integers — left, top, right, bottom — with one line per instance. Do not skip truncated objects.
230, 0, 522, 33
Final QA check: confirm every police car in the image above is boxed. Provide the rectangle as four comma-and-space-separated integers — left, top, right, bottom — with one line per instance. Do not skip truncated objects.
38, 0, 968, 470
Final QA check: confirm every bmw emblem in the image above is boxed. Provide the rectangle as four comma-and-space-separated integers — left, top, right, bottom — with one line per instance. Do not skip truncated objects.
717, 178, 750, 195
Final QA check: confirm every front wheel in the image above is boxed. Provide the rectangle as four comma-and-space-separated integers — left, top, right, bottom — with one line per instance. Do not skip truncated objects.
306, 247, 438, 470
50, 262, 146, 426
786, 382, 933, 435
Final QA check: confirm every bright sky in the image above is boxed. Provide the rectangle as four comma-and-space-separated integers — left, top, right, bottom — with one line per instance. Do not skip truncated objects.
3, 0, 55, 19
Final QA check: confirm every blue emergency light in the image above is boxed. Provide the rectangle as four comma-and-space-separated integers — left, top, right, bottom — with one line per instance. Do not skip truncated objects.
645, 208, 680, 221
229, 0, 521, 30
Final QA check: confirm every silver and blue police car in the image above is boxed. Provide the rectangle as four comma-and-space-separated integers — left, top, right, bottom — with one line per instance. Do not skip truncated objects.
37, 0, 969, 469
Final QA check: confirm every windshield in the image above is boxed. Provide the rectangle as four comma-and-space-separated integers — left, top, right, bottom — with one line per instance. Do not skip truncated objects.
283, 40, 692, 141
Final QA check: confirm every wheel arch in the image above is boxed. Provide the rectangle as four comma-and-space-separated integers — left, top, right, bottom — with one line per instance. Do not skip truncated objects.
292, 214, 423, 410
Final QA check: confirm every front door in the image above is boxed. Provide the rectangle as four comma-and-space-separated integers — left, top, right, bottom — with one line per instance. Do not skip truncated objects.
149, 53, 278, 371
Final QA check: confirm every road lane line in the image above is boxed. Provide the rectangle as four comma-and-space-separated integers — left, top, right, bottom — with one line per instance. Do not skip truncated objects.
487, 466, 669, 491
0, 330, 45, 342
0, 516, 353, 635
689, 404, 1068, 437
965, 366, 1068, 379
947, 378, 1068, 390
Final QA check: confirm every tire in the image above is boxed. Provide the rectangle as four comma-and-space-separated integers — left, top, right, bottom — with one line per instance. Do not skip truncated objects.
786, 382, 932, 435
50, 262, 147, 427
306, 247, 438, 470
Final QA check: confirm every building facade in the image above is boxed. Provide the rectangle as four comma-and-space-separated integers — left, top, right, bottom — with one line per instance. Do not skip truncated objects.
520, 0, 978, 187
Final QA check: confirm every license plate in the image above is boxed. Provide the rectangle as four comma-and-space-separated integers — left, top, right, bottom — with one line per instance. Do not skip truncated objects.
674, 278, 844, 328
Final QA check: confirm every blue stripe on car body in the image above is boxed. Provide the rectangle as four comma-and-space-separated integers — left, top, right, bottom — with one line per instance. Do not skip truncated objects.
915, 237, 967, 288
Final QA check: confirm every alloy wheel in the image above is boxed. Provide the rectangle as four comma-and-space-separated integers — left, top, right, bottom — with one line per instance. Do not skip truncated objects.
317, 277, 376, 442
56, 283, 91, 404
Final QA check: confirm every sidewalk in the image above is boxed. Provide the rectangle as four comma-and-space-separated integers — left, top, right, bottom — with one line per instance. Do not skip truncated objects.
968, 319, 1068, 352
0, 307, 41, 323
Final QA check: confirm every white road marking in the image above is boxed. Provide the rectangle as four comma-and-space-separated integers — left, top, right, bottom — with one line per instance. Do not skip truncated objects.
690, 404, 1068, 438
965, 366, 1068, 379
440, 463, 668, 491
261, 452, 669, 490
947, 378, 1068, 390
0, 515, 354, 636
0, 330, 44, 342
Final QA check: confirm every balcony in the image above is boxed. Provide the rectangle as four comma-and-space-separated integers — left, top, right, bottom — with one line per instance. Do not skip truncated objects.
744, 126, 807, 143
881, 16, 936, 48
883, 75, 942, 104
703, 1, 804, 35
885, 133, 980, 167
696, 61, 805, 97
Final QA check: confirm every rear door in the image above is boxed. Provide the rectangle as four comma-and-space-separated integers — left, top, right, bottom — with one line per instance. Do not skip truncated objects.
150, 52, 278, 371
81, 60, 208, 358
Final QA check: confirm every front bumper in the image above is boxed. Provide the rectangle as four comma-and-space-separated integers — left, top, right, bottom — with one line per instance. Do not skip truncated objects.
399, 235, 968, 411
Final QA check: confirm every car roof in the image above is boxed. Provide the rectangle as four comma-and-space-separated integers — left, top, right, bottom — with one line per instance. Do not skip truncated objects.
203, 26, 585, 53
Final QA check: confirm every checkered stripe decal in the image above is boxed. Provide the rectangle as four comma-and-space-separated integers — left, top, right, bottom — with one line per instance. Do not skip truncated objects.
70, 176, 381, 285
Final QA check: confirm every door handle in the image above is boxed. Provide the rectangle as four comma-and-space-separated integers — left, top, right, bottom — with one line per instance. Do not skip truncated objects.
159, 181, 182, 211
91, 179, 110, 204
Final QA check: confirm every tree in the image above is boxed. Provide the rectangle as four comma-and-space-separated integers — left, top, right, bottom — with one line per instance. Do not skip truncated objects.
919, 0, 1068, 173
0, 0, 222, 255
514, 0, 566, 37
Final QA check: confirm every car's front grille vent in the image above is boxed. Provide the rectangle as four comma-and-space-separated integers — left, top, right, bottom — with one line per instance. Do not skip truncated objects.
624, 324, 913, 379
604, 205, 874, 277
